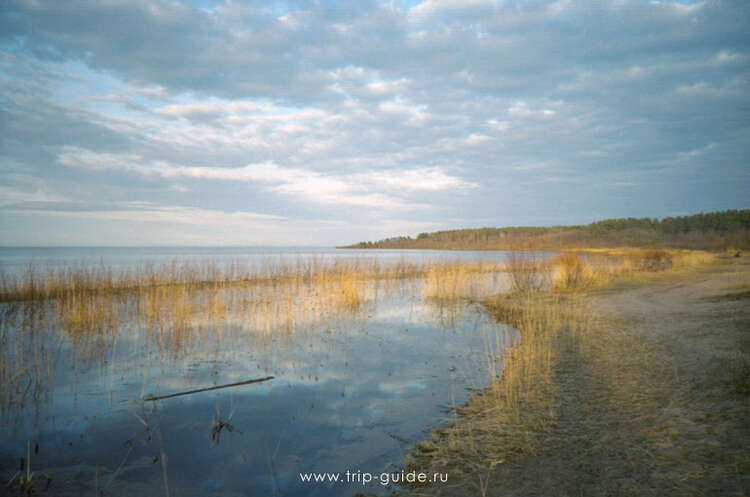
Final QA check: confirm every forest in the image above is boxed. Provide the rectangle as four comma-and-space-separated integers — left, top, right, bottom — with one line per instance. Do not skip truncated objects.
344, 209, 750, 250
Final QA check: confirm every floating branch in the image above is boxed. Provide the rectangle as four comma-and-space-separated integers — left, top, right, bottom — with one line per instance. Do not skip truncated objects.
143, 376, 274, 401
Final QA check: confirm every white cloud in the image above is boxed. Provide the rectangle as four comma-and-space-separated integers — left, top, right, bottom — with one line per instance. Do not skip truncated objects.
57, 148, 476, 210
155, 100, 268, 119
507, 102, 556, 118
0, 185, 68, 207
366, 78, 409, 95
463, 134, 490, 146
486, 119, 509, 132
409, 0, 493, 18
163, 163, 416, 208
378, 98, 424, 117
715, 50, 745, 64
58, 149, 144, 171
9, 205, 285, 226
673, 80, 744, 100
168, 162, 476, 208
357, 167, 478, 191
678, 142, 716, 160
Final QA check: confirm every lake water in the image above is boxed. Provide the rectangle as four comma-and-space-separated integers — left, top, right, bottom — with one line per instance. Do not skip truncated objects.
0, 247, 525, 496
0, 246, 514, 275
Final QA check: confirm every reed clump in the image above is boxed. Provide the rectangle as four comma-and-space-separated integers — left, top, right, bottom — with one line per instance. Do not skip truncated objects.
0, 305, 52, 420
0, 259, 492, 304
547, 248, 715, 291
502, 252, 550, 294
0, 260, 504, 337
421, 261, 500, 301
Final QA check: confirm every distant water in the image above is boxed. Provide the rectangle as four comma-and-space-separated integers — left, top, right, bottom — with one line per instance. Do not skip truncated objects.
0, 246, 516, 275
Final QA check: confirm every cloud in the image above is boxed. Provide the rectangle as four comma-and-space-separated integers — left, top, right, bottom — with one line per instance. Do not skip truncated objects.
155, 101, 269, 120
168, 162, 403, 208
10, 204, 285, 226
409, 0, 496, 19
0, 184, 69, 207
0, 0, 748, 245
356, 167, 478, 191
57, 147, 476, 209
507, 102, 557, 118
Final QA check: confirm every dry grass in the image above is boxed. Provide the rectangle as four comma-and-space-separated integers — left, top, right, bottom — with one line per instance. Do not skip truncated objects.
0, 305, 53, 418
401, 248, 730, 496
728, 352, 750, 395
404, 292, 594, 496
502, 252, 550, 294
421, 261, 500, 301
496, 248, 715, 296
0, 259, 505, 342
0, 259, 497, 304
547, 248, 715, 291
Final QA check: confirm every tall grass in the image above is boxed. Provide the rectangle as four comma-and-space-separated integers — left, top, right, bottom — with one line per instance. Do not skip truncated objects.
547, 248, 715, 291
0, 259, 485, 303
421, 261, 501, 301
0, 304, 53, 418
503, 252, 550, 294
0, 259, 506, 339
0, 258, 505, 418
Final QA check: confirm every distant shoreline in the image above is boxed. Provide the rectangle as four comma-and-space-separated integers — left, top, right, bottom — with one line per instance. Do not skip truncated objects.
341, 209, 750, 251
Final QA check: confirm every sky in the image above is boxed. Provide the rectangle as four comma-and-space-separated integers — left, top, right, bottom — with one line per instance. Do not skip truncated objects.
0, 0, 748, 246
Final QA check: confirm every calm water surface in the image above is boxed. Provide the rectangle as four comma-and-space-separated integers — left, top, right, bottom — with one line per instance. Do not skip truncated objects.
0, 246, 513, 275
0, 247, 522, 496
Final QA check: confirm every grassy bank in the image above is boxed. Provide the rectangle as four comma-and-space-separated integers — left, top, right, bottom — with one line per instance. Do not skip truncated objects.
402, 248, 749, 496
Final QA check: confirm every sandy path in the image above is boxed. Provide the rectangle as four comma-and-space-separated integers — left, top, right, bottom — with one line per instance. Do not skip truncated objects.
584, 255, 750, 496
477, 255, 750, 497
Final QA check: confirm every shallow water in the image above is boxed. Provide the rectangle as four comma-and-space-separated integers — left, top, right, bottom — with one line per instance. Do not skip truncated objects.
0, 252, 520, 496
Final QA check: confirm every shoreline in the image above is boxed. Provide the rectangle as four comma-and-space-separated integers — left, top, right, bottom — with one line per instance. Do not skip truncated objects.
400, 252, 750, 496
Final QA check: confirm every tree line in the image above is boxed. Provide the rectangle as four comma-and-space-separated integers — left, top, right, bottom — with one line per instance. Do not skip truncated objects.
343, 209, 750, 250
